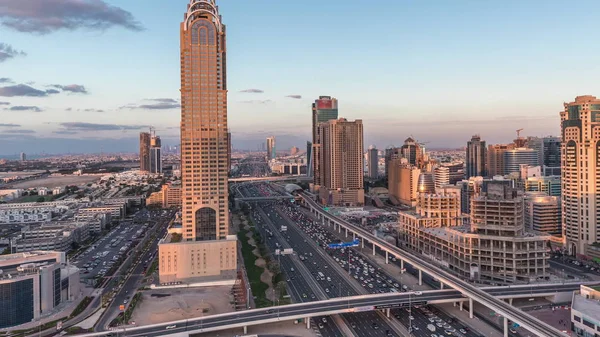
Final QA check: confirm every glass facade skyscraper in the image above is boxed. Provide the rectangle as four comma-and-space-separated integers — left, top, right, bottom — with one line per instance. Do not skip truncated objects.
312, 96, 338, 187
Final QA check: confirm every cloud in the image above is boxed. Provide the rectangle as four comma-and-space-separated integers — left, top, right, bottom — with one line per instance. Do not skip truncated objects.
0, 77, 13, 83
49, 84, 88, 94
0, 101, 9, 105
0, 123, 20, 127
3, 129, 36, 134
240, 89, 264, 94
83, 108, 104, 113
0, 84, 54, 97
239, 100, 273, 104
286, 95, 302, 99
0, 0, 144, 34
0, 43, 26, 62
52, 130, 78, 135
121, 98, 180, 110
8, 105, 42, 112
60, 122, 148, 131
66, 108, 72, 111
45, 89, 61, 94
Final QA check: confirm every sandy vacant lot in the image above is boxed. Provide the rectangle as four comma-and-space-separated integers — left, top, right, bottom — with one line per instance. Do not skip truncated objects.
10, 175, 101, 189
0, 171, 46, 178
131, 287, 235, 326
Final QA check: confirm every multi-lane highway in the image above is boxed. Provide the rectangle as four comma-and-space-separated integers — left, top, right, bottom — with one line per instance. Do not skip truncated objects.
299, 191, 569, 337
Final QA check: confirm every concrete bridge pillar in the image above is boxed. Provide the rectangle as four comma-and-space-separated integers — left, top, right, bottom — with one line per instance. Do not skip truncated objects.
306, 318, 311, 329
386, 308, 390, 318
418, 270, 422, 285
372, 244, 376, 256
345, 228, 348, 238
508, 298, 513, 305
361, 239, 365, 249
440, 282, 443, 289
503, 316, 508, 337
322, 217, 325, 227
353, 232, 356, 240
459, 300, 463, 311
469, 298, 473, 319
338, 224, 341, 233
400, 259, 404, 270
385, 251, 389, 264
243, 326, 247, 334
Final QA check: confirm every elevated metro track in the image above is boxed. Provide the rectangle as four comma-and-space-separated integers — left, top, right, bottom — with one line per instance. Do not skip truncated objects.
299, 191, 568, 337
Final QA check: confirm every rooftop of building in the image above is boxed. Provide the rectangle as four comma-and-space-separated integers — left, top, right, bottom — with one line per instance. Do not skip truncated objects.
420, 225, 550, 241
0, 251, 62, 265
572, 293, 600, 319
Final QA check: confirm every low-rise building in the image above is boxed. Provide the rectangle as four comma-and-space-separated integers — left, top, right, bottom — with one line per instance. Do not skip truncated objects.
78, 203, 125, 220
12, 222, 90, 253
158, 235, 237, 284
0, 251, 80, 328
571, 284, 600, 337
0, 202, 74, 224
141, 183, 182, 209
74, 212, 111, 233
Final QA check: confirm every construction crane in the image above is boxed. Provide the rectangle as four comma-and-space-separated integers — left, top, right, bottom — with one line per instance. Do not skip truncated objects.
516, 128, 524, 138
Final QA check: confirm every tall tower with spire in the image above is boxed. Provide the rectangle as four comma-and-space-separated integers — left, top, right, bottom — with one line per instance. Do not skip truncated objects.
158, 0, 237, 284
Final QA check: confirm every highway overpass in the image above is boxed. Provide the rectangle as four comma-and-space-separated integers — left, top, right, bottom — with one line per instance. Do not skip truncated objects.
298, 191, 569, 337
74, 283, 584, 337
229, 175, 311, 183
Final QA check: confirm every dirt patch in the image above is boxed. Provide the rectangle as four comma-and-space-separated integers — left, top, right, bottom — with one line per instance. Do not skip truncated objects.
255, 257, 266, 268
9, 175, 101, 189
130, 287, 234, 326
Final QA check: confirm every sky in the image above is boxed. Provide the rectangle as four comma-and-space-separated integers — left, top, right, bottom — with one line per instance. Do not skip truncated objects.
1, 0, 600, 155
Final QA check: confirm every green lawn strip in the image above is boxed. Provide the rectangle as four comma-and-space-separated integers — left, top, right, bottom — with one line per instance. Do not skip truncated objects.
69, 296, 93, 319
238, 227, 271, 308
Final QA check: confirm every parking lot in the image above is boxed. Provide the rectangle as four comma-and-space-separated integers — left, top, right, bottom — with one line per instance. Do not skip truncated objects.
73, 218, 150, 281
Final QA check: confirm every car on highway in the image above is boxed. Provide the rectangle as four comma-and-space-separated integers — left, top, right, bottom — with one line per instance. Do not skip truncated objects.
166, 325, 176, 330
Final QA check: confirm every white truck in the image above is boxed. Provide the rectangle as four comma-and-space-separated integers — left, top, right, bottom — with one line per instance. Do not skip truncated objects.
427, 324, 436, 332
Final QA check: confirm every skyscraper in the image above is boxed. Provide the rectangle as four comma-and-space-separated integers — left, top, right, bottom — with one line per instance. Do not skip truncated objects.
367, 147, 378, 179
503, 148, 538, 175
266, 136, 276, 160
317, 118, 364, 206
139, 132, 151, 172
19, 152, 26, 162
311, 96, 338, 187
227, 130, 232, 175
384, 146, 401, 180
561, 95, 600, 256
487, 143, 514, 176
466, 135, 487, 178
150, 136, 162, 174
158, 0, 236, 284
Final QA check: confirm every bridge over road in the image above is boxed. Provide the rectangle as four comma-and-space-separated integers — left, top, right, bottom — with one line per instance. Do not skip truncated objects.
299, 191, 569, 337
74, 283, 585, 337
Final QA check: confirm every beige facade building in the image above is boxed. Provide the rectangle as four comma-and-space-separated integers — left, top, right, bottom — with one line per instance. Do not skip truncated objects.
158, 234, 237, 284
487, 143, 514, 177
524, 193, 561, 236
147, 183, 183, 208
388, 159, 420, 207
561, 95, 600, 256
158, 0, 236, 284
316, 118, 364, 206
400, 182, 550, 284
